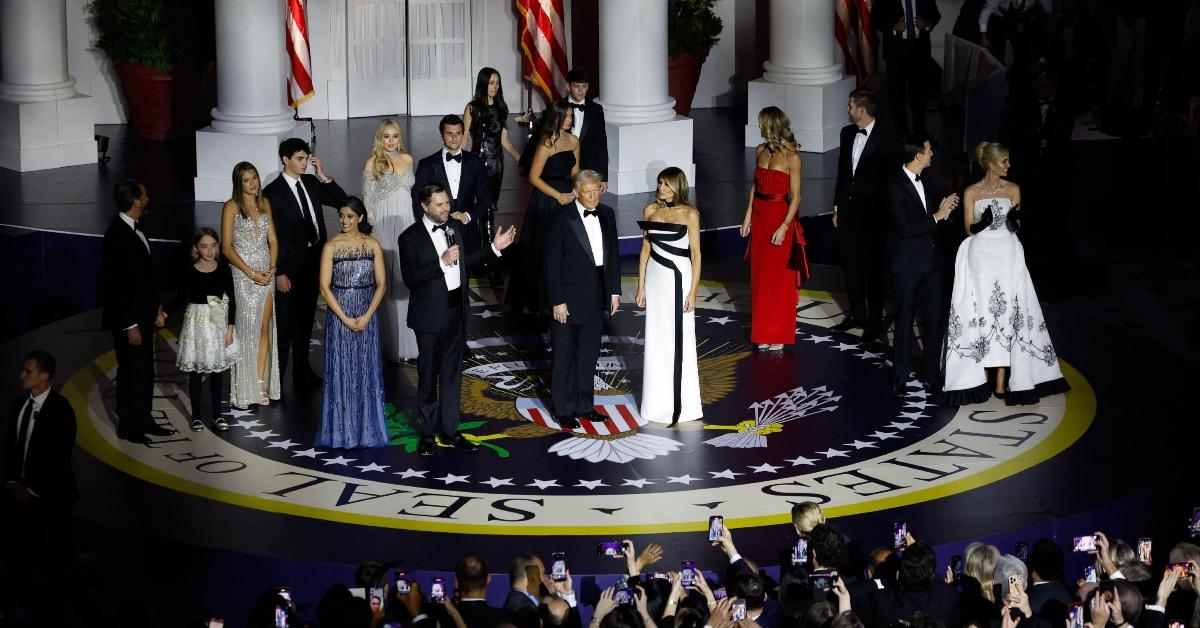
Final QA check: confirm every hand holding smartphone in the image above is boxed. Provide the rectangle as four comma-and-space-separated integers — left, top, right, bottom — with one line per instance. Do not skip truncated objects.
892, 521, 908, 551
430, 577, 446, 603
731, 599, 747, 621
597, 541, 625, 557
792, 538, 809, 564
1138, 538, 1153, 564
551, 552, 568, 581
680, 561, 696, 587
708, 516, 725, 543
1072, 535, 1098, 552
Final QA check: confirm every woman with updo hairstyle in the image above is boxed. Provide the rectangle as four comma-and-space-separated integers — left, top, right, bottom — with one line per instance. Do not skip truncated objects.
941, 141, 1069, 405
316, 196, 388, 448
740, 106, 809, 351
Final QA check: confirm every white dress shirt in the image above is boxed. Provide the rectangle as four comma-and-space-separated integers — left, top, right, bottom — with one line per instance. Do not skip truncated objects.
899, 0, 923, 40
441, 147, 463, 199
15, 388, 49, 477
576, 201, 604, 266
568, 98, 586, 136
280, 171, 320, 236
902, 166, 929, 213
423, 215, 461, 291
851, 118, 876, 175
118, 211, 149, 252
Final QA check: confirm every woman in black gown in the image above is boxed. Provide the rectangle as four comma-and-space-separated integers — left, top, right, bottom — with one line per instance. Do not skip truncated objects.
510, 100, 579, 313
463, 68, 520, 259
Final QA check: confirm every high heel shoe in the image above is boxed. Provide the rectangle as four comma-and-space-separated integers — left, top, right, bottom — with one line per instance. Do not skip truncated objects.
993, 389, 1007, 400
258, 379, 270, 406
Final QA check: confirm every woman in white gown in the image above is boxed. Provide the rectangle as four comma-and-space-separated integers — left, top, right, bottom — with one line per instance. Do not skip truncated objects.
635, 167, 703, 425
362, 119, 418, 362
942, 142, 1070, 405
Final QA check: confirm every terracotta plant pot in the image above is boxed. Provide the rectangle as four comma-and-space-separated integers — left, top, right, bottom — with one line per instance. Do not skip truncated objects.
667, 48, 710, 117
113, 62, 178, 140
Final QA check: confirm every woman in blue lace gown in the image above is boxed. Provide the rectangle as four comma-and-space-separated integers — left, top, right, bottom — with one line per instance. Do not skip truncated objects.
316, 197, 388, 448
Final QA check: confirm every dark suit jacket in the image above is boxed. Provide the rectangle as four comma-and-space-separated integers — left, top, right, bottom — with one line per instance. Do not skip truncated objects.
262, 173, 348, 278
100, 215, 159, 331
871, 0, 942, 59
397, 217, 495, 334
543, 204, 620, 322
411, 150, 493, 224
1028, 580, 1071, 620
872, 581, 962, 628
456, 600, 512, 628
834, 121, 900, 226
521, 99, 609, 180
503, 589, 540, 628
3, 390, 77, 503
885, 168, 942, 275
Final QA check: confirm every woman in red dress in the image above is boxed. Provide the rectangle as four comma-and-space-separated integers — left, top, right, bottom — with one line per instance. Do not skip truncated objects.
739, 106, 808, 351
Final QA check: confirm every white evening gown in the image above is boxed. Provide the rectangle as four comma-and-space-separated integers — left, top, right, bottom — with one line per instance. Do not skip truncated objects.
363, 165, 418, 362
638, 220, 703, 424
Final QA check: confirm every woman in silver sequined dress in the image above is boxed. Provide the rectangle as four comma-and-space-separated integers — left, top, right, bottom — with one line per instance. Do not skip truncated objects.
221, 162, 282, 409
362, 119, 418, 362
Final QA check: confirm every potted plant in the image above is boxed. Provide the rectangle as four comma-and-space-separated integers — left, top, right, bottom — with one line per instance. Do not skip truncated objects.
89, 0, 196, 139
667, 0, 723, 116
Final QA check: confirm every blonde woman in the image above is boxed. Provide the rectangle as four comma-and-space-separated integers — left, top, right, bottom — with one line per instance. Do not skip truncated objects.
361, 119, 417, 363
942, 141, 1068, 405
635, 167, 702, 426
220, 162, 280, 409
740, 106, 809, 351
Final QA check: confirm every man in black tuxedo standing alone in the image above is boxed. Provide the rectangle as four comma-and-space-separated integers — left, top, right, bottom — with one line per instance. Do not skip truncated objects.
263, 138, 348, 389
521, 69, 609, 191
832, 90, 898, 343
412, 115, 494, 261
872, 0, 941, 135
543, 170, 621, 431
101, 179, 170, 443
885, 134, 958, 396
399, 184, 516, 456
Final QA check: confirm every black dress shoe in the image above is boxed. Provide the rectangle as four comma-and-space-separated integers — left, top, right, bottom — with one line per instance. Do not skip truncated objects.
580, 410, 609, 423
118, 431, 152, 445
891, 381, 908, 397
556, 415, 581, 430
418, 437, 436, 456
861, 328, 881, 344
832, 318, 865, 332
450, 432, 478, 451
143, 423, 176, 436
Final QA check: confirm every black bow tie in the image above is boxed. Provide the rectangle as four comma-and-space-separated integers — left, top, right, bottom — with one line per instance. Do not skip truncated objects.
914, 174, 922, 182
133, 221, 143, 232
856, 128, 868, 135
583, 209, 599, 218
444, 152, 462, 163
432, 223, 448, 232
569, 102, 585, 111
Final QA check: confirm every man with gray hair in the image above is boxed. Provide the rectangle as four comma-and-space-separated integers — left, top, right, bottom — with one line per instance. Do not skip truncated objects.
542, 169, 621, 431
993, 553, 1029, 600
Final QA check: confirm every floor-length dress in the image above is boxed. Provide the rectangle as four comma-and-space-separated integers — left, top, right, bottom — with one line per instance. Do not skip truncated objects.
363, 164, 418, 361
748, 166, 808, 345
638, 221, 703, 425
230, 212, 280, 407
471, 102, 506, 207
511, 150, 577, 312
316, 247, 388, 448
942, 197, 1070, 405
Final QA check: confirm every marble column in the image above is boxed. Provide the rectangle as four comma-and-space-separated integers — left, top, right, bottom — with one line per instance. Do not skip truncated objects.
195, 0, 309, 200
744, 0, 855, 152
594, 0, 693, 194
0, 0, 95, 171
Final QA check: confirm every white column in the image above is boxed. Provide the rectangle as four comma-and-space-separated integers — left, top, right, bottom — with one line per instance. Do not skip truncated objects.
195, 0, 309, 200
594, 0, 693, 194
745, 0, 856, 152
0, 0, 95, 171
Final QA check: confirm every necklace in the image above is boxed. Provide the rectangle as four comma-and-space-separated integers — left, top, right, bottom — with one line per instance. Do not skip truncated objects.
658, 199, 676, 208
981, 178, 1005, 196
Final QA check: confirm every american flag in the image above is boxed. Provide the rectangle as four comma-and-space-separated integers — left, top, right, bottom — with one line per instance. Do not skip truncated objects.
286, 0, 314, 108
835, 0, 878, 87
515, 0, 568, 103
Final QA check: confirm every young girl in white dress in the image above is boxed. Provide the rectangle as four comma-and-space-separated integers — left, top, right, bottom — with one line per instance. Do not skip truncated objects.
174, 228, 237, 432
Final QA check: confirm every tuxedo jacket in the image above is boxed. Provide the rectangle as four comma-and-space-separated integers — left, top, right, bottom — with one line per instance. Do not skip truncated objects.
3, 390, 77, 502
411, 150, 493, 224
263, 173, 348, 278
871, 0, 942, 58
520, 98, 609, 180
397, 217, 495, 334
502, 589, 540, 628
100, 215, 159, 331
456, 600, 513, 628
543, 204, 621, 323
834, 121, 900, 226
872, 581, 962, 628
884, 168, 943, 275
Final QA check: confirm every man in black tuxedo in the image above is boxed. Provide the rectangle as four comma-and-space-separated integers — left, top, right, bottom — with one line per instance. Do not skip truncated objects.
543, 170, 620, 431
521, 69, 609, 191
263, 138, 348, 389
412, 114, 494, 258
101, 179, 170, 443
2, 351, 77, 602
832, 90, 899, 343
454, 555, 513, 628
399, 185, 516, 456
886, 135, 958, 396
872, 0, 941, 135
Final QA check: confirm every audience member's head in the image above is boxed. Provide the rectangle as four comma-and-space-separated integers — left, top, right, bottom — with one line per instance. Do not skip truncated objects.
779, 563, 814, 620
791, 501, 825, 536
899, 543, 938, 592
802, 601, 835, 628
1114, 579, 1144, 626
810, 523, 848, 571
247, 589, 294, 628
966, 544, 1001, 602
541, 597, 572, 626
673, 606, 705, 628
868, 547, 900, 584
1028, 538, 1065, 582
1099, 539, 1136, 578
733, 572, 767, 611
600, 604, 646, 628
993, 554, 1029, 599
113, 179, 148, 216
831, 610, 866, 628
455, 554, 490, 597
509, 553, 542, 590
316, 584, 372, 628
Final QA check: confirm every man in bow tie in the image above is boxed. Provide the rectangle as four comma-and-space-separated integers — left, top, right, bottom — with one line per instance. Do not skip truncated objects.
543, 170, 621, 431
412, 114, 493, 271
